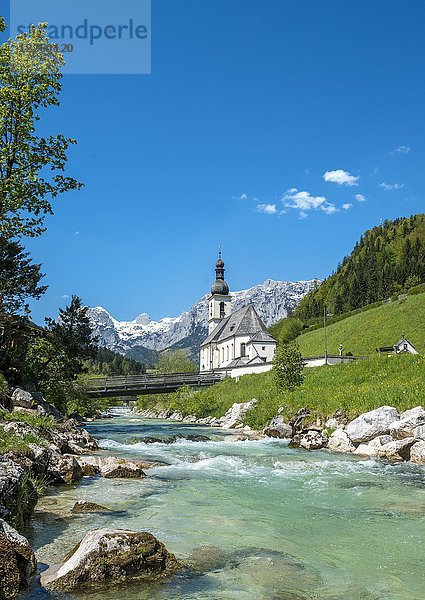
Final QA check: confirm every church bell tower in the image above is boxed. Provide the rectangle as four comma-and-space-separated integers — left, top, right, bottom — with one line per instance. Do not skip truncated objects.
208, 250, 232, 333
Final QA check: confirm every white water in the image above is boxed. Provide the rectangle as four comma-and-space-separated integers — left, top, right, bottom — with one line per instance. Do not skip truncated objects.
27, 415, 425, 599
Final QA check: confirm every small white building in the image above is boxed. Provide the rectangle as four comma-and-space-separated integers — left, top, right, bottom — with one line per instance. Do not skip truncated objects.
376, 337, 418, 355
199, 253, 276, 373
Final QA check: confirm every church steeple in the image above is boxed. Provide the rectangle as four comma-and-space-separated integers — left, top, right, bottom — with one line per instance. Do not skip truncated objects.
208, 249, 231, 333
211, 249, 229, 295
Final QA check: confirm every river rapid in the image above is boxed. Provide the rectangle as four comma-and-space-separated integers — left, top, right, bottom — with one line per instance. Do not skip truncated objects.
27, 412, 425, 600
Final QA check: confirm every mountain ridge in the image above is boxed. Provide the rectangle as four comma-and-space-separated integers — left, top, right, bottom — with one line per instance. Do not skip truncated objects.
88, 278, 319, 361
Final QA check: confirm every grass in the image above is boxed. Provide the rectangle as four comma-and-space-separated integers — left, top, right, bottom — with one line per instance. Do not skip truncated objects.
0, 409, 55, 429
296, 292, 425, 357
162, 354, 425, 430
0, 428, 47, 455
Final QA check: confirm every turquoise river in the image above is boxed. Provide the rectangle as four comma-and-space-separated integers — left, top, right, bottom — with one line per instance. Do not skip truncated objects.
26, 412, 425, 599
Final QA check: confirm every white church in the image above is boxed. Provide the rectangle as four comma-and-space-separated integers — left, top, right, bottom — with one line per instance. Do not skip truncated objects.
200, 252, 277, 376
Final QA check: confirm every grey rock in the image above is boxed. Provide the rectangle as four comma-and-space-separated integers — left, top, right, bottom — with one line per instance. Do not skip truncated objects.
47, 453, 84, 485
346, 406, 400, 444
263, 416, 293, 439
327, 429, 356, 453
41, 528, 181, 590
413, 424, 425, 441
410, 441, 425, 464
11, 388, 35, 410
389, 406, 425, 439
0, 518, 37, 599
374, 438, 416, 462
71, 501, 111, 513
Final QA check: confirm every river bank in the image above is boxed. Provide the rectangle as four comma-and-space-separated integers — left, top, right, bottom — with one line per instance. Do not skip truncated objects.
2, 389, 425, 599
32, 413, 425, 599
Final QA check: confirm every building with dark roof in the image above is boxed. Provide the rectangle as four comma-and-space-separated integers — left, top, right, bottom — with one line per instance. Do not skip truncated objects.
200, 253, 276, 373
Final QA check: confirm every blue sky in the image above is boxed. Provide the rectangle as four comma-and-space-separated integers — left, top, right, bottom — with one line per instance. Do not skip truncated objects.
3, 0, 425, 323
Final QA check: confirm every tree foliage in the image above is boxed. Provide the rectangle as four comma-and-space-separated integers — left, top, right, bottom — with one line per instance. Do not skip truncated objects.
25, 296, 97, 391
85, 347, 146, 376
0, 19, 82, 238
0, 236, 46, 315
295, 214, 425, 321
156, 350, 197, 374
273, 341, 305, 391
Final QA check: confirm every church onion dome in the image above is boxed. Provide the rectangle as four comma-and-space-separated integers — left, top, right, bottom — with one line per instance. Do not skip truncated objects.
211, 249, 229, 295
211, 278, 229, 295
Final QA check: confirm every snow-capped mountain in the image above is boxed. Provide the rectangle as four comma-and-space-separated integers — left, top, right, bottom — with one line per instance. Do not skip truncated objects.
88, 279, 319, 361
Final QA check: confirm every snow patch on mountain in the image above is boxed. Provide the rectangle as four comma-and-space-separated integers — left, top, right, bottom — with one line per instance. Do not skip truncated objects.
88, 279, 319, 356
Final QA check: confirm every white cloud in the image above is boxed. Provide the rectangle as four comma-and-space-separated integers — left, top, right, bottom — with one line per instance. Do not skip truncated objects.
342, 203, 353, 210
323, 169, 359, 186
304, 168, 311, 175
321, 203, 338, 214
239, 193, 248, 200
74, 231, 80, 235
379, 182, 405, 191
391, 145, 411, 154
58, 294, 70, 300
282, 188, 337, 216
256, 203, 277, 215
355, 193, 367, 202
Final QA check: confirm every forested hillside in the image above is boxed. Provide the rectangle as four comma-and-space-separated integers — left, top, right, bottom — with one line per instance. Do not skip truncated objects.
85, 347, 146, 376
295, 214, 425, 320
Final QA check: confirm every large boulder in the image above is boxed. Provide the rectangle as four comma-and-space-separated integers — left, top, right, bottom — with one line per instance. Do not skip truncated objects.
100, 457, 146, 479
345, 406, 400, 444
219, 399, 257, 429
11, 388, 35, 410
374, 438, 416, 462
0, 458, 37, 524
41, 528, 181, 591
353, 435, 393, 456
410, 441, 425, 464
47, 453, 84, 485
0, 519, 36, 599
327, 429, 356, 453
263, 416, 293, 439
413, 425, 425, 441
298, 430, 327, 450
290, 430, 327, 450
389, 406, 425, 439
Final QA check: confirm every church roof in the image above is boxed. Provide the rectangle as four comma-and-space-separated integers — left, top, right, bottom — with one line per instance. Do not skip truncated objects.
247, 330, 275, 343
201, 304, 275, 347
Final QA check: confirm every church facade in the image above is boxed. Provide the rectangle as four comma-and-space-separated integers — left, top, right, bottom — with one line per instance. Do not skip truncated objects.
200, 253, 276, 373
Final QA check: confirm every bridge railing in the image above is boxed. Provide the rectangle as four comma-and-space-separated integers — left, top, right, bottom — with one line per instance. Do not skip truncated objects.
86, 372, 224, 394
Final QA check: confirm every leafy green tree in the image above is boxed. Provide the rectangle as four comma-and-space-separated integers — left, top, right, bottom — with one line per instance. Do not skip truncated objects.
0, 18, 82, 239
0, 236, 47, 315
156, 350, 197, 374
45, 296, 97, 379
269, 316, 303, 345
273, 341, 304, 391
26, 296, 97, 393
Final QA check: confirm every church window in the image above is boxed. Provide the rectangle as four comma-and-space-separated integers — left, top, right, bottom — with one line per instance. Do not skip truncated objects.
220, 301, 225, 318
227, 346, 229, 360
240, 343, 246, 357
222, 347, 225, 362
262, 346, 266, 351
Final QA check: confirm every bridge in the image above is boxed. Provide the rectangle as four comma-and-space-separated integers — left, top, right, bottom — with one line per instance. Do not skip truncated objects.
86, 372, 224, 398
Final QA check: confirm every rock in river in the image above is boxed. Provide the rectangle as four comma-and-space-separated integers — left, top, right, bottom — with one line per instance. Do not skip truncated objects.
71, 501, 111, 513
0, 518, 36, 599
345, 406, 400, 444
41, 528, 182, 591
263, 416, 293, 439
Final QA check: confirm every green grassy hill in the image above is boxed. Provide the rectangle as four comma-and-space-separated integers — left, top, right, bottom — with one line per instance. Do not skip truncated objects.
148, 354, 425, 430
296, 292, 425, 357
